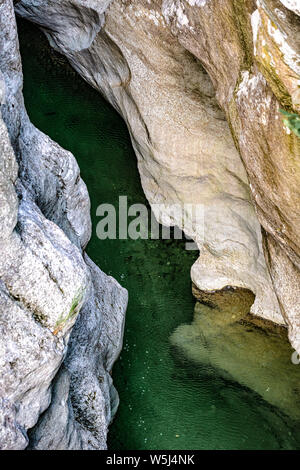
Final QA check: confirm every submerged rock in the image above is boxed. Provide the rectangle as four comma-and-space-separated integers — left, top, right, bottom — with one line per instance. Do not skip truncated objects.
171, 297, 300, 420
0, 0, 127, 450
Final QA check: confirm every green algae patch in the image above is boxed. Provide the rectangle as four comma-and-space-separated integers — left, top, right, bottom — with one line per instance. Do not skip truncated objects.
53, 289, 84, 336
280, 110, 300, 138
232, 0, 254, 72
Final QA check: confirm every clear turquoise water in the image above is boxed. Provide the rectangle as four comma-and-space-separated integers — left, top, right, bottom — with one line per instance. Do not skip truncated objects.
18, 18, 300, 450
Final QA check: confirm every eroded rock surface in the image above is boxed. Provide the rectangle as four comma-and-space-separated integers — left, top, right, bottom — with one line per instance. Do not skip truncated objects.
160, 0, 300, 348
0, 0, 127, 450
28, 255, 127, 450
16, 0, 296, 332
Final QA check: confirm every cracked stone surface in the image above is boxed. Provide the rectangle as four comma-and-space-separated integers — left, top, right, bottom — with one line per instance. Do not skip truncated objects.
0, 0, 127, 450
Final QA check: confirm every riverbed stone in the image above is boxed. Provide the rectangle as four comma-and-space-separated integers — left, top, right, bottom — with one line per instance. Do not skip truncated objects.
171, 299, 300, 420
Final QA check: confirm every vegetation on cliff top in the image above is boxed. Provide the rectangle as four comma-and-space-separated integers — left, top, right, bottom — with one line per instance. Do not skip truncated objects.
280, 110, 300, 138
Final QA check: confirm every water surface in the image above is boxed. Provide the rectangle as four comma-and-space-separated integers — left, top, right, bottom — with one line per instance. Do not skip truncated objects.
18, 18, 300, 450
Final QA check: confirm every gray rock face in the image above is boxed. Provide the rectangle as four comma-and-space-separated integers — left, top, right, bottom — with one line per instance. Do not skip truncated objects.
15, 0, 300, 348
15, 0, 112, 54
15, 0, 284, 326
28, 255, 127, 450
2, 0, 299, 450
0, 0, 127, 450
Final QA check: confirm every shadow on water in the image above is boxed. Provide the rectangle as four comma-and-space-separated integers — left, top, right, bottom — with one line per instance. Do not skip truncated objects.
17, 17, 300, 450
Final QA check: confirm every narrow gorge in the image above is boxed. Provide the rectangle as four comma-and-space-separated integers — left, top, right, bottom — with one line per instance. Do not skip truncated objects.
0, 0, 299, 451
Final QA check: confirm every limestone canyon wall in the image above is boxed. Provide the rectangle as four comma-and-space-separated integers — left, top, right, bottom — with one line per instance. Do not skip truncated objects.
15, 0, 299, 341
0, 0, 299, 450
0, 0, 127, 450
160, 0, 300, 357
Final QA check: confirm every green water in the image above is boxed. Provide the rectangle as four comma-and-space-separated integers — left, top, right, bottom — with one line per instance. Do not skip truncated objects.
18, 18, 300, 450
